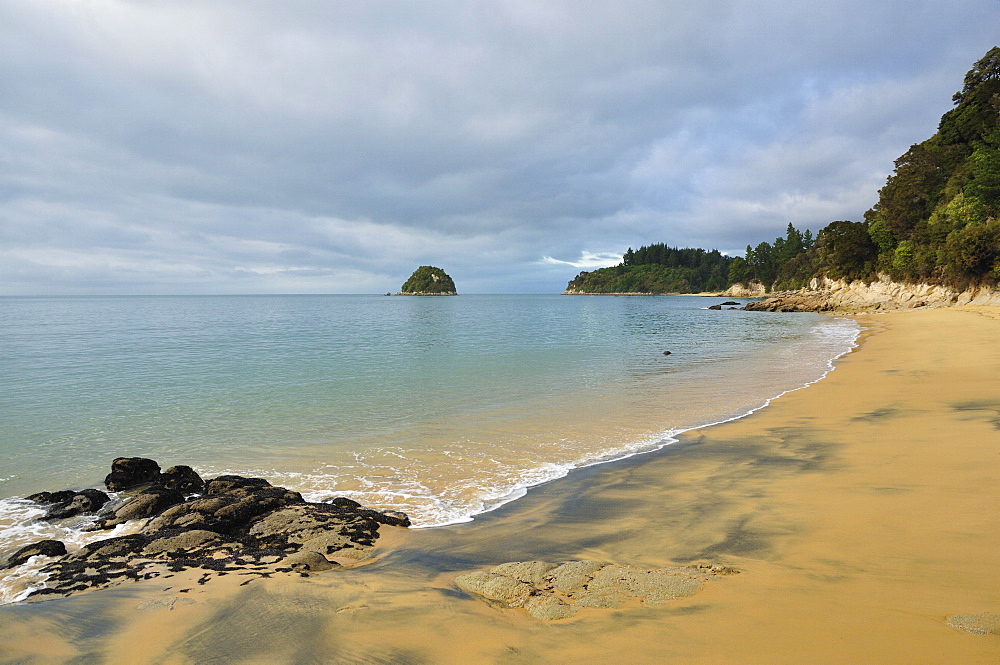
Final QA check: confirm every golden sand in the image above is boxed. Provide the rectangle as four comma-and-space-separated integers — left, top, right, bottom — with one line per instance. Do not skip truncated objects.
1, 307, 997, 664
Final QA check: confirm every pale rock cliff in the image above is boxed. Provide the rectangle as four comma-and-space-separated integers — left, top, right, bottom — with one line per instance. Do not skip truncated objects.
744, 275, 1000, 312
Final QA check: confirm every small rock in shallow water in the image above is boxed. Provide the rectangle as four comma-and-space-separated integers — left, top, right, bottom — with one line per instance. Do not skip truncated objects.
104, 457, 162, 491
160, 465, 205, 494
3, 540, 67, 568
43, 489, 111, 520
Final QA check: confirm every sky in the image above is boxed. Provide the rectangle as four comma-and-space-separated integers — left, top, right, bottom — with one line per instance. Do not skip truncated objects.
1, 1, 997, 295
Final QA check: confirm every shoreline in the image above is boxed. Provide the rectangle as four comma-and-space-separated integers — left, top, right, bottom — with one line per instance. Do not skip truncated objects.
2, 307, 998, 663
415, 312, 858, 530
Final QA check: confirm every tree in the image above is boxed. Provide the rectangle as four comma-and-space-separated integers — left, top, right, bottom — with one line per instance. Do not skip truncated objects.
816, 221, 879, 281
940, 46, 1000, 145
941, 220, 1000, 284
963, 127, 1000, 212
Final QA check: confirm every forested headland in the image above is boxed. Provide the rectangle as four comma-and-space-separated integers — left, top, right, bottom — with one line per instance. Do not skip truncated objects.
566, 47, 1000, 295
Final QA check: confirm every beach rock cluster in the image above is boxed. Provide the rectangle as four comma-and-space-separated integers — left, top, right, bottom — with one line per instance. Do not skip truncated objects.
455, 560, 737, 621
4, 457, 410, 600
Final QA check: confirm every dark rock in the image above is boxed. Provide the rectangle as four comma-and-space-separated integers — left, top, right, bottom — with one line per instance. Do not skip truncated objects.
708, 304, 722, 310
104, 457, 161, 491
204, 475, 272, 496
97, 486, 187, 529
147, 483, 304, 535
662, 351, 671, 356
78, 533, 152, 559
321, 497, 411, 528
160, 465, 205, 494
323, 496, 364, 509
4, 540, 67, 568
16, 464, 410, 601
44, 489, 111, 520
720, 301, 741, 306
247, 503, 381, 555
25, 490, 78, 505
139, 528, 229, 558
376, 510, 412, 528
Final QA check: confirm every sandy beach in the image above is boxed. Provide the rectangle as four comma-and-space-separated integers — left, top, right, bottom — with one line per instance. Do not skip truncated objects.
1, 306, 998, 664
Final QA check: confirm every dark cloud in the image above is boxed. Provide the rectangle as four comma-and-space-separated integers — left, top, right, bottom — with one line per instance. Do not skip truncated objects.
0, 1, 997, 293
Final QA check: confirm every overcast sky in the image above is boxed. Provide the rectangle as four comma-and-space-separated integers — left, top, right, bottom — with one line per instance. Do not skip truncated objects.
1, 1, 997, 294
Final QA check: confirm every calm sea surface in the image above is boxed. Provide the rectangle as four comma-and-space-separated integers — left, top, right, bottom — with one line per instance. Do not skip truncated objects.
0, 295, 858, 596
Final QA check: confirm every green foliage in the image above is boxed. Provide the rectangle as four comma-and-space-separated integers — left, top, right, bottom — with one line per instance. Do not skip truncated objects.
733, 223, 815, 289
941, 220, 1000, 282
400, 266, 457, 294
567, 245, 733, 293
772, 250, 820, 291
816, 221, 879, 281
940, 47, 1000, 144
727, 256, 749, 285
963, 127, 1000, 210
562, 48, 1000, 293
859, 46, 1000, 287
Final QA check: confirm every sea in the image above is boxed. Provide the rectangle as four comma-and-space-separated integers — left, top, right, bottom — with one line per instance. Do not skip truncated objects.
0, 294, 860, 602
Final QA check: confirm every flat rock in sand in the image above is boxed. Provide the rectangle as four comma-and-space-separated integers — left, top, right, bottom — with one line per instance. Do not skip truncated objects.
455, 559, 737, 620
946, 613, 1000, 636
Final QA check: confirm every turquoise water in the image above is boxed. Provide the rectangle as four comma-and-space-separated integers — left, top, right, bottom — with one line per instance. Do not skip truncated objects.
0, 295, 858, 540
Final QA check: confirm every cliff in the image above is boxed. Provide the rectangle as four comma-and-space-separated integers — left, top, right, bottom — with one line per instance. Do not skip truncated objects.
743, 275, 1000, 312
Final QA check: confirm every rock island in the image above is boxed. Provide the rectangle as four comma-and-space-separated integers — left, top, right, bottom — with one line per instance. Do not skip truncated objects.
397, 266, 457, 295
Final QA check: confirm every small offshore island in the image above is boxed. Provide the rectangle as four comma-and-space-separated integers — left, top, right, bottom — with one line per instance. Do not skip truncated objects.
396, 265, 457, 295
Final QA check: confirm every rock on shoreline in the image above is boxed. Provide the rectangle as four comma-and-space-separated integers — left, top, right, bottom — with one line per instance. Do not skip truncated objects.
2, 457, 410, 600
742, 276, 1000, 313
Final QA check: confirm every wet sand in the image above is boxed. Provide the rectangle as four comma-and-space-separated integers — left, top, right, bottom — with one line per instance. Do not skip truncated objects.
2, 307, 998, 664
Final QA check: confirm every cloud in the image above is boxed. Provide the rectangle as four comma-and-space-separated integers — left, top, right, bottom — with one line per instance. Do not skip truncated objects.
0, 1, 997, 293
540, 252, 624, 269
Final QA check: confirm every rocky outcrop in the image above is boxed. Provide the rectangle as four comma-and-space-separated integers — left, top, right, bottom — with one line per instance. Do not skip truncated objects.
744, 276, 1000, 313
96, 486, 187, 529
26, 488, 111, 520
455, 560, 737, 621
9, 459, 410, 600
103, 457, 206, 494
104, 456, 162, 491
160, 465, 206, 493
724, 281, 767, 298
